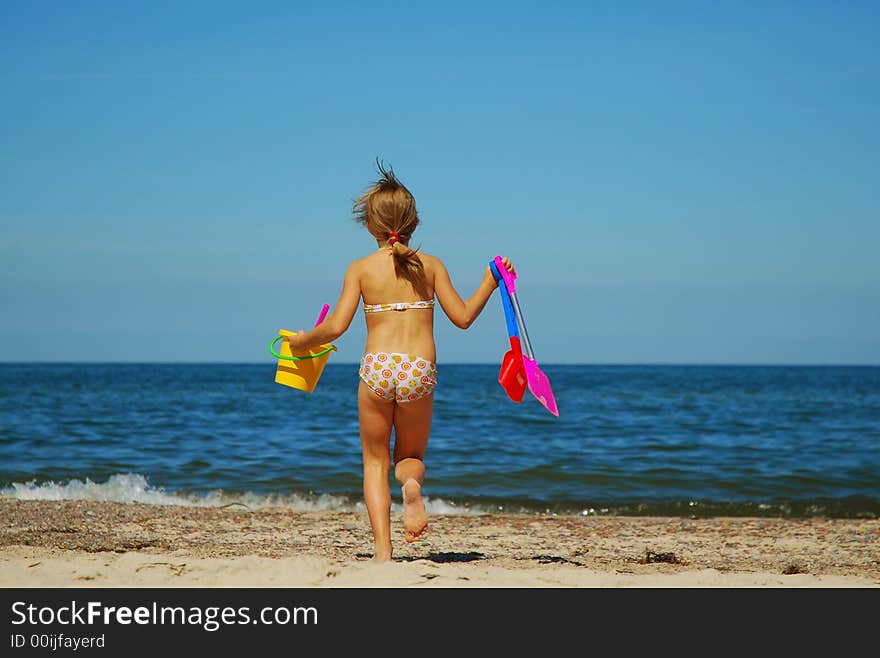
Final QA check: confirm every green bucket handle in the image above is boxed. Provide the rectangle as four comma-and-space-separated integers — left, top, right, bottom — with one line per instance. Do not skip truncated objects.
269, 335, 335, 361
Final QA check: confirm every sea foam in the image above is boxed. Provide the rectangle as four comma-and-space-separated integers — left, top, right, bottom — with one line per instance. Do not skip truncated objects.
0, 473, 479, 515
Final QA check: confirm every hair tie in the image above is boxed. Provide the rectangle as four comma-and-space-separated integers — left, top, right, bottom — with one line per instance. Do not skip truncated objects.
388, 232, 399, 245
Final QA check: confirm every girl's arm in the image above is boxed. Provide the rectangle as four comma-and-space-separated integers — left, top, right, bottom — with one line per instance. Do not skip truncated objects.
434, 257, 515, 329
286, 263, 361, 351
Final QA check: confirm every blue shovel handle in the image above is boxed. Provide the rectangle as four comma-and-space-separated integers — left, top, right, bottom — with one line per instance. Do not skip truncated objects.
490, 260, 519, 339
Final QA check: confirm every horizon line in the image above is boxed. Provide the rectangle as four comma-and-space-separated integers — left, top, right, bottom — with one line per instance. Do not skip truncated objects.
2, 361, 878, 368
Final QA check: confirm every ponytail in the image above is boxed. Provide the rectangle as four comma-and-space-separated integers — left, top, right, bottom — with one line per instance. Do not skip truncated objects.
353, 159, 424, 281
390, 238, 424, 279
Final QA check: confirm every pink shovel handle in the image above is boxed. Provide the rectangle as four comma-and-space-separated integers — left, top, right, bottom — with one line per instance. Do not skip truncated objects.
314, 304, 330, 327
493, 255, 517, 295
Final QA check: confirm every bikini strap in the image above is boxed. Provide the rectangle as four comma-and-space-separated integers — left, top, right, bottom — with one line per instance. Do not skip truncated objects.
363, 299, 435, 313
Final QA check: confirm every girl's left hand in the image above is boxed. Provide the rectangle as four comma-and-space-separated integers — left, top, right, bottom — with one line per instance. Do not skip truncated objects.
486, 257, 515, 288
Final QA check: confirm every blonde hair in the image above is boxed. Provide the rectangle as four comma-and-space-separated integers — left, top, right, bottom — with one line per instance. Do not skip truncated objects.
353, 160, 424, 280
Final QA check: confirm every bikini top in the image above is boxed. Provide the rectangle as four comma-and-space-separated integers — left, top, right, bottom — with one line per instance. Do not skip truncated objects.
363, 299, 435, 314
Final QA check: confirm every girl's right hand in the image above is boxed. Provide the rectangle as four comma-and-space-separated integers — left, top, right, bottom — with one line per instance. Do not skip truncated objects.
284, 330, 306, 352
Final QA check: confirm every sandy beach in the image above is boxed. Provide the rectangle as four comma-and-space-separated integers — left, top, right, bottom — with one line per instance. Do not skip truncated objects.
1, 498, 877, 587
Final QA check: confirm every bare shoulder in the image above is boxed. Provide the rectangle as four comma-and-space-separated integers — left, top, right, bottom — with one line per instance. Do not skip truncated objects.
348, 250, 404, 282
417, 251, 445, 273
344, 256, 369, 280
351, 252, 383, 270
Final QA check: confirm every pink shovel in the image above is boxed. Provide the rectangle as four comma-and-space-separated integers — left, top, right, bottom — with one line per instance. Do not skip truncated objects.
493, 256, 559, 417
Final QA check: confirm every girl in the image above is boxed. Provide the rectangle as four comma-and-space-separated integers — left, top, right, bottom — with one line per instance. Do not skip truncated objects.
286, 163, 515, 562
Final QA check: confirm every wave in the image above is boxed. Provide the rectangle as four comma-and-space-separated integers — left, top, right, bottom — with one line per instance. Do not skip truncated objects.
2, 473, 877, 518
0, 473, 480, 515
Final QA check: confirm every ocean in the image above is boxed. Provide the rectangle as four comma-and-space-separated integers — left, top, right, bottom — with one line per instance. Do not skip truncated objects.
1, 363, 878, 518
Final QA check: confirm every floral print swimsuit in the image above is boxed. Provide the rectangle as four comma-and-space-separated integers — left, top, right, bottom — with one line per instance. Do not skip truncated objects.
359, 299, 437, 402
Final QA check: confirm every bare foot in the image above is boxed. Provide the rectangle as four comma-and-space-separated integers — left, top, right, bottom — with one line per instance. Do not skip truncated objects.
402, 478, 428, 543
372, 551, 392, 563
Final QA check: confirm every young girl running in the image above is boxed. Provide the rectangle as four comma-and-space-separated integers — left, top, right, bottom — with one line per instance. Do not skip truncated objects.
286, 163, 514, 562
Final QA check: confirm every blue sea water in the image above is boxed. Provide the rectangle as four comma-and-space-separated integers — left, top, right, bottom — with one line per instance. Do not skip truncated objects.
1, 363, 878, 518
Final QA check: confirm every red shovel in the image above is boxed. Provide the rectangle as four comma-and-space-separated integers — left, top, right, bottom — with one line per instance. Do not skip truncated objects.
490, 259, 527, 403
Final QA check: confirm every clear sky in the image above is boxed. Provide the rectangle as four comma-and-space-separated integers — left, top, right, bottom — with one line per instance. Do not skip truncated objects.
2, 1, 878, 364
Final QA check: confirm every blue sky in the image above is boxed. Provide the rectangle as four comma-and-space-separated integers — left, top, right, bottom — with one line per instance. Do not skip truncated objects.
2, 1, 878, 364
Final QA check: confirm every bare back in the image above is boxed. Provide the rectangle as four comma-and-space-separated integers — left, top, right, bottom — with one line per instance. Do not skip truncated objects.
356, 250, 440, 360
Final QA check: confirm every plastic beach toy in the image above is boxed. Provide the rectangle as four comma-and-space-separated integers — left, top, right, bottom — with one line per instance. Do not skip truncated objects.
270, 304, 336, 393
489, 259, 527, 403
493, 256, 559, 417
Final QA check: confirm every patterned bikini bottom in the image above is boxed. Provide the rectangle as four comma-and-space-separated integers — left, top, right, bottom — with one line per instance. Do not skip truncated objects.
358, 352, 438, 403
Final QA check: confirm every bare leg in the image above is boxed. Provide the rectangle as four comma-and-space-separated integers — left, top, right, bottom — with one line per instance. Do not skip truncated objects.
393, 393, 433, 542
357, 381, 395, 561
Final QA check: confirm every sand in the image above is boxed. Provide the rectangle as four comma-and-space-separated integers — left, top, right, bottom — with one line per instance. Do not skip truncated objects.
1, 498, 877, 587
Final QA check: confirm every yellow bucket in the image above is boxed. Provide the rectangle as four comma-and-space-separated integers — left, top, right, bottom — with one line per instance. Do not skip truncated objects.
271, 329, 336, 393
